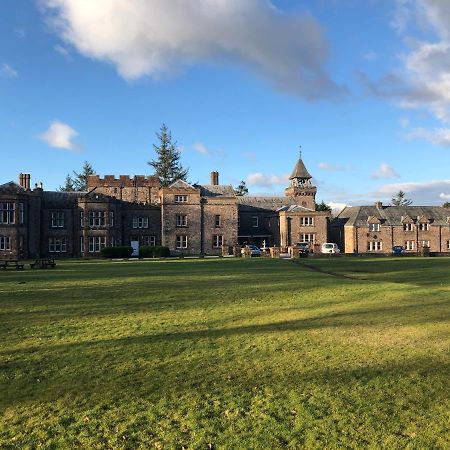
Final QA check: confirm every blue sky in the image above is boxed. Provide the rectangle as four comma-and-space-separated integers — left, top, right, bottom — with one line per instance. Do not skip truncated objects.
2, 0, 450, 207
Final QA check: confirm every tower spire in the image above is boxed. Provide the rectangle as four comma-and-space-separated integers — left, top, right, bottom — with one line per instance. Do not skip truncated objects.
299, 145, 302, 160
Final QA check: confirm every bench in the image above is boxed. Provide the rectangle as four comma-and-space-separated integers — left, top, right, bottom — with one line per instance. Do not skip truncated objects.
30, 258, 56, 269
0, 260, 24, 270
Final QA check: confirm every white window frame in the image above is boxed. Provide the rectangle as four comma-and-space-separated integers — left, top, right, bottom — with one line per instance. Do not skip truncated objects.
80, 236, 84, 253
405, 240, 415, 251
213, 235, 223, 248
419, 223, 430, 231
300, 233, 315, 243
368, 223, 380, 232
0, 203, 15, 224
49, 237, 67, 253
142, 235, 156, 246
403, 223, 413, 231
109, 211, 115, 228
447, 240, 450, 250
214, 215, 221, 227
133, 216, 149, 229
175, 195, 188, 203
420, 240, 430, 248
252, 216, 259, 228
368, 241, 382, 251
51, 211, 65, 228
176, 214, 187, 227
300, 217, 314, 226
176, 235, 188, 249
88, 236, 106, 253
89, 211, 106, 228
0, 236, 11, 251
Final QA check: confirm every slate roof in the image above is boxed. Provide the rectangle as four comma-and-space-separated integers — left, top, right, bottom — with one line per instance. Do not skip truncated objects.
237, 196, 291, 211
335, 205, 450, 226
0, 181, 26, 193
200, 185, 235, 197
289, 158, 312, 179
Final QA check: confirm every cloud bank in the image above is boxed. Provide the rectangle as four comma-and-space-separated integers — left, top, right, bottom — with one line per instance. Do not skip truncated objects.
363, 0, 450, 144
39, 0, 343, 99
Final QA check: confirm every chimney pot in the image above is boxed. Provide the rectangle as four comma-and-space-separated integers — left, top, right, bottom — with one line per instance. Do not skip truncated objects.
375, 201, 383, 209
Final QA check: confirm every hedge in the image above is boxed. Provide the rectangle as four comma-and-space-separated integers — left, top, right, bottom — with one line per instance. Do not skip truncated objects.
100, 246, 133, 258
140, 246, 170, 258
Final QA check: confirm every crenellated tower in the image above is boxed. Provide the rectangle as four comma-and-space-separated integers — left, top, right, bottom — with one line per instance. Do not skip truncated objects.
284, 156, 317, 210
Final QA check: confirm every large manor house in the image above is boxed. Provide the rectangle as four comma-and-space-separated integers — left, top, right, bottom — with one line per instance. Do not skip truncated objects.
1, 157, 450, 258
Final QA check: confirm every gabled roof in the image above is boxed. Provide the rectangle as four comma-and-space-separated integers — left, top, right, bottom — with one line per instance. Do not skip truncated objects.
0, 181, 25, 193
168, 179, 197, 190
335, 205, 449, 226
289, 158, 312, 180
277, 205, 315, 213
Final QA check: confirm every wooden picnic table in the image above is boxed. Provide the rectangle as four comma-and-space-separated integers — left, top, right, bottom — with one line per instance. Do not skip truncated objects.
30, 258, 56, 269
0, 260, 24, 270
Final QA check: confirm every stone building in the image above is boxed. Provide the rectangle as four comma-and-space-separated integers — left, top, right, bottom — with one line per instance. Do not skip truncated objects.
332, 203, 450, 254
0, 157, 331, 258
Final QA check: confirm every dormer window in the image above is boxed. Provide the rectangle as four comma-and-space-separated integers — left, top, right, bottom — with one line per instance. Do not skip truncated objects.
369, 223, 380, 232
418, 223, 429, 231
403, 223, 413, 231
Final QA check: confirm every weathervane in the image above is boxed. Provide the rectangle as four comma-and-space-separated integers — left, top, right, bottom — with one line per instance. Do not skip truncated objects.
299, 145, 302, 159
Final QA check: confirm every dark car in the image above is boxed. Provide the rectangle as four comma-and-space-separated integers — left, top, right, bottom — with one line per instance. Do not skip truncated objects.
296, 242, 310, 254
392, 245, 404, 255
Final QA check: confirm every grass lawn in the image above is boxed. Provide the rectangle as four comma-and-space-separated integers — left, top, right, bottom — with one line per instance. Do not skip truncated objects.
1, 257, 449, 449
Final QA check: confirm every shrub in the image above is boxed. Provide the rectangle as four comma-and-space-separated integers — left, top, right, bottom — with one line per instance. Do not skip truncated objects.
100, 246, 133, 258
140, 246, 170, 258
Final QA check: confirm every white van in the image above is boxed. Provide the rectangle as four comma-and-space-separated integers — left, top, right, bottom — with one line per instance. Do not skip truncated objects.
321, 243, 340, 254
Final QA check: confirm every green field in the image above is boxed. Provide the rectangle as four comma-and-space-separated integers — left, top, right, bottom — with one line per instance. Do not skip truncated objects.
1, 257, 449, 449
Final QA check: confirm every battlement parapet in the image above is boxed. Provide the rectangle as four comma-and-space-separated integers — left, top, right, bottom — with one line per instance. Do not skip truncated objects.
88, 175, 160, 188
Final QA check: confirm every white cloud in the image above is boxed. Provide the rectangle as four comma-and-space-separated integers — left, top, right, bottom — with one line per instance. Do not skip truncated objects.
192, 142, 211, 156
38, 120, 81, 150
363, 0, 450, 135
439, 192, 450, 199
318, 162, 346, 172
246, 172, 289, 189
327, 201, 347, 215
1, 63, 18, 79
377, 179, 450, 204
54, 44, 70, 57
192, 141, 224, 159
371, 163, 400, 180
39, 0, 344, 99
404, 126, 450, 146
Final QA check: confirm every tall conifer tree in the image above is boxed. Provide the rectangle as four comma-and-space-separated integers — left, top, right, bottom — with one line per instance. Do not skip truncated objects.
148, 124, 188, 187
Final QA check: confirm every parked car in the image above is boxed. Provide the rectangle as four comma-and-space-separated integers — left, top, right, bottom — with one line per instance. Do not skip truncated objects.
392, 245, 405, 255
321, 243, 340, 254
296, 242, 310, 254
241, 245, 262, 257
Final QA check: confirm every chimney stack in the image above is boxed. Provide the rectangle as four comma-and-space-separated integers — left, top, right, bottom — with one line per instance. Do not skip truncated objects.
375, 201, 383, 209
19, 173, 31, 190
210, 171, 219, 186
19, 173, 25, 189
